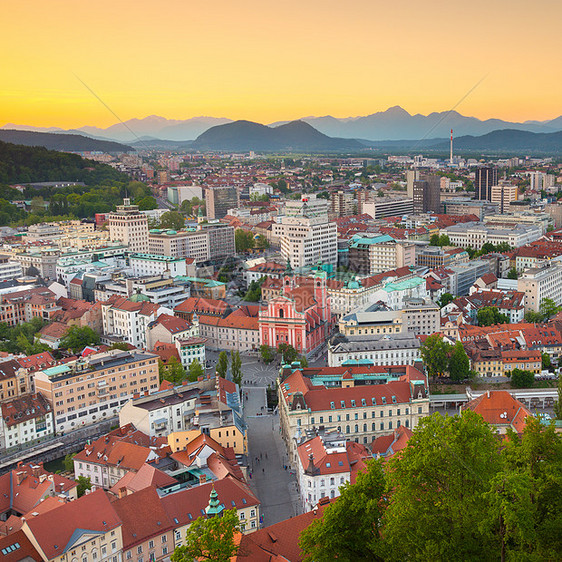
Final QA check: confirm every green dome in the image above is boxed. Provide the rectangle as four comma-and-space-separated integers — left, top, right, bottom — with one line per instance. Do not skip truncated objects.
347, 280, 360, 289
166, 230, 177, 235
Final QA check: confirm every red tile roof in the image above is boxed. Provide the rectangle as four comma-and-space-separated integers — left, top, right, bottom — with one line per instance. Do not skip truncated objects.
152, 313, 192, 334
461, 390, 532, 432
24, 490, 121, 560
112, 486, 174, 549
0, 530, 42, 561
161, 475, 259, 527
1, 393, 51, 428
235, 502, 330, 561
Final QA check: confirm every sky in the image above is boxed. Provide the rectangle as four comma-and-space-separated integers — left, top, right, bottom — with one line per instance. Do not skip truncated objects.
1, 0, 561, 128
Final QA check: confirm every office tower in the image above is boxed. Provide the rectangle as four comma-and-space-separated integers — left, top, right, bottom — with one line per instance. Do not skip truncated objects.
406, 169, 420, 198
108, 198, 149, 253
206, 186, 239, 219
413, 175, 441, 213
475, 167, 498, 200
490, 185, 518, 214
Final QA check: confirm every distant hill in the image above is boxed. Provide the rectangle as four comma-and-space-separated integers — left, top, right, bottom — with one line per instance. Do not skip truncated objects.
0, 130, 133, 153
0, 140, 129, 185
428, 129, 562, 154
192, 120, 363, 152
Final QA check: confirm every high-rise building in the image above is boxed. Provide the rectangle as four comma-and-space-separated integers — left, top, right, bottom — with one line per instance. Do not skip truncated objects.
205, 186, 239, 219
412, 175, 440, 213
406, 169, 420, 198
108, 198, 149, 253
330, 191, 355, 218
274, 195, 337, 268
475, 167, 499, 200
490, 184, 518, 214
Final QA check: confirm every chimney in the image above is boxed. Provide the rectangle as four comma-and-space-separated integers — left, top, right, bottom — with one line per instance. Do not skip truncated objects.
32, 465, 41, 478
487, 390, 490, 399
118, 487, 127, 499
15, 471, 26, 485
199, 474, 207, 485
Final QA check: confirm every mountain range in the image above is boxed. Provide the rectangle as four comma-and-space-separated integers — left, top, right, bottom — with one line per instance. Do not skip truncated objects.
4, 107, 562, 142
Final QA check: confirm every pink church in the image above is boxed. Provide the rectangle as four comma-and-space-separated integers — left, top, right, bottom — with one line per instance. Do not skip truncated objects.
259, 268, 332, 357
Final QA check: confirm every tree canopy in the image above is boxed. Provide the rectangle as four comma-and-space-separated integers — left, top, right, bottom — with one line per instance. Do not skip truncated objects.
159, 211, 185, 230
300, 411, 562, 561
59, 326, 100, 353
419, 334, 451, 379
216, 351, 228, 379
171, 509, 239, 562
477, 306, 509, 327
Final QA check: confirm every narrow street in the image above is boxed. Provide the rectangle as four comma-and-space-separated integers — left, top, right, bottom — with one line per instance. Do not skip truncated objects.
243, 386, 300, 526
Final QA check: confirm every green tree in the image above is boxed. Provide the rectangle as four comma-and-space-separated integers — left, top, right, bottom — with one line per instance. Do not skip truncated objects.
539, 297, 561, 321
188, 358, 205, 382
487, 417, 562, 559
255, 234, 270, 249
383, 411, 500, 561
419, 334, 451, 379
448, 341, 471, 382
277, 343, 298, 363
260, 344, 274, 364
507, 267, 518, 280
59, 326, 100, 353
243, 279, 264, 302
510, 367, 535, 388
235, 229, 255, 253
171, 509, 239, 562
159, 211, 185, 230
216, 351, 228, 379
136, 196, 157, 210
429, 233, 440, 246
63, 453, 76, 472
525, 310, 544, 323
231, 351, 242, 387
554, 377, 562, 420
299, 460, 387, 562
438, 234, 451, 246
167, 356, 186, 384
437, 292, 454, 308
542, 352, 552, 371
477, 306, 509, 327
76, 476, 92, 497
298, 355, 308, 368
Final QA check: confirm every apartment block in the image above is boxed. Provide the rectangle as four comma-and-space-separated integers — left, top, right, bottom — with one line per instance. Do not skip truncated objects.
278, 365, 429, 464
348, 235, 415, 275
34, 349, 159, 433
518, 262, 562, 312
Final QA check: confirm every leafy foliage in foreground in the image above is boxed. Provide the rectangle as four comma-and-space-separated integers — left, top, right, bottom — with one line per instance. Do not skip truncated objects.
300, 411, 562, 561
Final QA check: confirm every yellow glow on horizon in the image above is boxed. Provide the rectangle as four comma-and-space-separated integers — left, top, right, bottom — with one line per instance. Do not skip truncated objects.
1, 0, 561, 129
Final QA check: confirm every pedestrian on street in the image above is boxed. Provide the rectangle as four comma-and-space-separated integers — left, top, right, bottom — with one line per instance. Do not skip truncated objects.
262, 468, 264, 472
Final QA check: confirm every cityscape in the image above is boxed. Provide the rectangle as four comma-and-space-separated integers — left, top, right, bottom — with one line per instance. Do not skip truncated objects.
1, 1, 562, 561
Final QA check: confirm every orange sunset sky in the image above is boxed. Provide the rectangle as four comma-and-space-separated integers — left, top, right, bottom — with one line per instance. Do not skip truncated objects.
1, 0, 561, 128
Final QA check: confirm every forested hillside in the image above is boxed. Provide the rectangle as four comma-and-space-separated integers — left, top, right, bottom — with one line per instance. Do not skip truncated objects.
0, 140, 128, 185
0, 141, 151, 225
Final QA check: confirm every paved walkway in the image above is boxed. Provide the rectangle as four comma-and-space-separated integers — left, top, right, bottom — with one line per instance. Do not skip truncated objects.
243, 386, 300, 526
